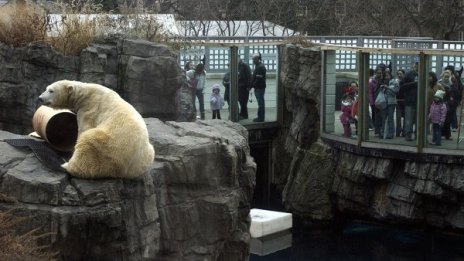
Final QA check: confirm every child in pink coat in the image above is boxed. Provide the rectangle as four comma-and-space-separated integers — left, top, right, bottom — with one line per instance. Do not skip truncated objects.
429, 90, 447, 145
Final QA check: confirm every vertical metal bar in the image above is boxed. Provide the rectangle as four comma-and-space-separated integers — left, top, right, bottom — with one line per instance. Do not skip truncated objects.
457, 99, 464, 149
417, 52, 427, 153
359, 52, 370, 142
356, 51, 364, 146
277, 45, 284, 125
391, 39, 398, 75
321, 50, 326, 135
244, 37, 250, 63
204, 45, 210, 71
436, 41, 444, 72
229, 46, 239, 122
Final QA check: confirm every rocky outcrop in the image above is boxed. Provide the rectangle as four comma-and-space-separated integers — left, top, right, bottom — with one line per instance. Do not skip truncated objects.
282, 142, 334, 225
0, 38, 194, 135
0, 119, 255, 260
273, 44, 321, 192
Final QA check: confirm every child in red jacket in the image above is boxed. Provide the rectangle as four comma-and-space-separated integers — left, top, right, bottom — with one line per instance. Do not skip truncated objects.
340, 93, 355, 138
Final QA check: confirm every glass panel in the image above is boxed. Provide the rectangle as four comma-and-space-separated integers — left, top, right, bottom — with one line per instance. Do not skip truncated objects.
367, 53, 420, 146
180, 45, 278, 123
243, 45, 278, 124
322, 49, 358, 139
425, 54, 464, 150
323, 50, 337, 135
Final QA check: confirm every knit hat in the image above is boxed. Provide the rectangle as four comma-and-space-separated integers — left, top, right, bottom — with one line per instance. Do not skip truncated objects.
212, 83, 221, 92
434, 90, 445, 100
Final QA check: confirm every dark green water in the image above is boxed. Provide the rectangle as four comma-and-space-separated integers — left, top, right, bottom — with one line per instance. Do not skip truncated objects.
250, 221, 464, 260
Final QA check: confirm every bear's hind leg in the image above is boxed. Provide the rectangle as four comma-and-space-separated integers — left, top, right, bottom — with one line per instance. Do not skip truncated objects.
65, 129, 113, 179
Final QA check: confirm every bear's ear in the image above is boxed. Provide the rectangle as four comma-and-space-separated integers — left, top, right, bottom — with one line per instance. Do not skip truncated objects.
65, 84, 74, 93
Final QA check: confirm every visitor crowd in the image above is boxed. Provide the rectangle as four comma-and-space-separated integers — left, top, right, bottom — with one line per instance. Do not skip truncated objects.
340, 62, 463, 146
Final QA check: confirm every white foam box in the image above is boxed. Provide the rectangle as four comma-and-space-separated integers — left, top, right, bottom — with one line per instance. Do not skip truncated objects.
249, 208, 292, 238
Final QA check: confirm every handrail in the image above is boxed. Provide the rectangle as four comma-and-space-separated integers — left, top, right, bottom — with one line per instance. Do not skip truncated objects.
177, 38, 464, 56
319, 43, 464, 56
178, 36, 464, 74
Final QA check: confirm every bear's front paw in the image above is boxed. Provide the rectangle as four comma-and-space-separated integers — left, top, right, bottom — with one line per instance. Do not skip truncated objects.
61, 162, 69, 171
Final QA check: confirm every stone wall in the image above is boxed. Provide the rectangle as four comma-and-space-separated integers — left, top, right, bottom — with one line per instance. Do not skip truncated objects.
276, 44, 464, 232
0, 119, 255, 260
0, 38, 195, 135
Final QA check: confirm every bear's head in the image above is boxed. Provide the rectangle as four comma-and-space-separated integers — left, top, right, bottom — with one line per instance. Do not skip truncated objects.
39, 80, 75, 109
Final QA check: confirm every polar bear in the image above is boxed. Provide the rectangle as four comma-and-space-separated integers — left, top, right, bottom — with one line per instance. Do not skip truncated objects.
38, 80, 155, 179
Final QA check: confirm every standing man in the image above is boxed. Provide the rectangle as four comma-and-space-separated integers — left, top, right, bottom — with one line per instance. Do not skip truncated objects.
222, 67, 230, 108
238, 59, 252, 120
396, 69, 406, 137
251, 53, 267, 122
401, 61, 419, 141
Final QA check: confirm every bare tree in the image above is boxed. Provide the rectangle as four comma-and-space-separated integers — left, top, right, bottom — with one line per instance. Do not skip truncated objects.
340, 0, 464, 39
160, 0, 464, 39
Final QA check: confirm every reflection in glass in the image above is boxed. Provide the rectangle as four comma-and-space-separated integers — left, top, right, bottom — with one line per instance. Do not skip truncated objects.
250, 230, 292, 256
236, 46, 278, 124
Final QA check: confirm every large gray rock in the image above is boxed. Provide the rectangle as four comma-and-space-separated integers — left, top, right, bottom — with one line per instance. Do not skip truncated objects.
0, 38, 194, 135
273, 44, 321, 193
282, 141, 334, 224
0, 119, 255, 260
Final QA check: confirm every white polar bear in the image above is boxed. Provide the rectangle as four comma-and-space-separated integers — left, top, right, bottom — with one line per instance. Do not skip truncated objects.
38, 80, 155, 179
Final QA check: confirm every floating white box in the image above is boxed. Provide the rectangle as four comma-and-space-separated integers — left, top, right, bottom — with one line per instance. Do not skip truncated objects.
249, 208, 292, 238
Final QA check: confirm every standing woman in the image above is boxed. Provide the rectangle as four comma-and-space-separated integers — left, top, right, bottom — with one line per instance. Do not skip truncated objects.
382, 71, 399, 139
369, 66, 384, 136
444, 66, 464, 132
427, 72, 444, 111
396, 69, 406, 137
184, 61, 193, 74
187, 63, 207, 120
450, 75, 461, 132
438, 70, 453, 139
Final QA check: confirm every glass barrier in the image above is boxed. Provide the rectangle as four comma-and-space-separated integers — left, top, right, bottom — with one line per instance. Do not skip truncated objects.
236, 46, 278, 124
367, 53, 419, 147
424, 54, 464, 150
323, 49, 464, 151
185, 46, 278, 124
